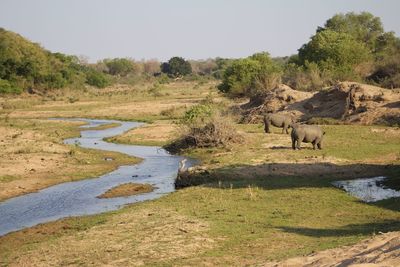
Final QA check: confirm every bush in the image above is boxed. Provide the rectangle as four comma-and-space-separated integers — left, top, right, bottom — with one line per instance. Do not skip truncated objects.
368, 53, 400, 88
0, 79, 22, 94
85, 70, 110, 88
103, 58, 136, 76
165, 104, 243, 153
181, 104, 213, 125
148, 83, 164, 97
165, 116, 243, 153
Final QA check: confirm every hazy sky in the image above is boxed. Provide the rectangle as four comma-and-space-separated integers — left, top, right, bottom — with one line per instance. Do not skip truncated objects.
1, 0, 399, 62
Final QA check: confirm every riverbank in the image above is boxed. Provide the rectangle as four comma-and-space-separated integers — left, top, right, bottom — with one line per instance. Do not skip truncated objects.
0, 118, 140, 201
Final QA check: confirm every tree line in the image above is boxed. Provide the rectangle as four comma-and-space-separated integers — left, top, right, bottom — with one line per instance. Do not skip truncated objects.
1, 12, 399, 95
219, 12, 400, 97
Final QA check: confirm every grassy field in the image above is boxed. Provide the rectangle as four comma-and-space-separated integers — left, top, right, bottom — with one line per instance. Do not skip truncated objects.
0, 80, 399, 266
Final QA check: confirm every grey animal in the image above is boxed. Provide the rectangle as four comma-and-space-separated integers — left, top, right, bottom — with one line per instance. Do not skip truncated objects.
263, 113, 294, 134
291, 124, 325, 150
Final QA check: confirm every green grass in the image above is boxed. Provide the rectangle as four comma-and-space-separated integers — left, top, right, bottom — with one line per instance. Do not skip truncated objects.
162, 183, 400, 265
0, 175, 20, 183
186, 123, 400, 165
2, 174, 399, 266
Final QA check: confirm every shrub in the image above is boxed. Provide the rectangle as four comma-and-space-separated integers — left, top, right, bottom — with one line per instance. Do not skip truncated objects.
181, 104, 213, 125
85, 70, 110, 88
148, 83, 164, 97
165, 115, 244, 153
368, 53, 400, 88
103, 58, 136, 76
160, 106, 186, 119
0, 79, 22, 94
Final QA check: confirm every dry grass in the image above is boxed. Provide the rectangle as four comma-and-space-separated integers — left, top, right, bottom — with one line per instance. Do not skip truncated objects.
107, 120, 178, 146
1, 206, 214, 266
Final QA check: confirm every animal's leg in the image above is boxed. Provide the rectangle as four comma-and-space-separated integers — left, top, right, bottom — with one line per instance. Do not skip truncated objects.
317, 139, 322, 150
312, 140, 316, 150
296, 139, 302, 150
264, 121, 271, 133
296, 134, 304, 150
292, 137, 296, 150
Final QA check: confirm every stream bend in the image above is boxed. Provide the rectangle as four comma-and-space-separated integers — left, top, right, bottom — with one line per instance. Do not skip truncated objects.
0, 118, 194, 236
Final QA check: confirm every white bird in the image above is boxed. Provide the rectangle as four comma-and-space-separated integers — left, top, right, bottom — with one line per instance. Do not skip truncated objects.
179, 159, 187, 172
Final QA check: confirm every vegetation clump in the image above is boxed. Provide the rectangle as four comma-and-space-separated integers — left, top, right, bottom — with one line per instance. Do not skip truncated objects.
161, 57, 192, 77
97, 183, 154, 198
165, 104, 243, 153
218, 52, 282, 98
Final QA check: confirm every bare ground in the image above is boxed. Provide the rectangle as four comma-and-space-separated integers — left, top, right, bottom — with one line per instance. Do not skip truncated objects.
266, 231, 400, 267
242, 82, 400, 125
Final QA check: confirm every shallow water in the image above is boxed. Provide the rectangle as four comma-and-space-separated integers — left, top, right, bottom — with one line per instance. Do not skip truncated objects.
332, 176, 400, 202
0, 118, 195, 236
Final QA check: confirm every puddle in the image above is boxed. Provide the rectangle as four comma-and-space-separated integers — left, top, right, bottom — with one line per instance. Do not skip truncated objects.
332, 176, 400, 202
0, 118, 196, 236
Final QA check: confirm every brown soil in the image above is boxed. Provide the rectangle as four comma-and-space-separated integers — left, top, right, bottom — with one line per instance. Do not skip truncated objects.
242, 82, 400, 125
97, 183, 154, 198
266, 231, 400, 267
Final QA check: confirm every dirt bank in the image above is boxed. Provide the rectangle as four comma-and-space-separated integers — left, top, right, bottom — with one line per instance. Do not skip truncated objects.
242, 82, 400, 125
266, 231, 400, 266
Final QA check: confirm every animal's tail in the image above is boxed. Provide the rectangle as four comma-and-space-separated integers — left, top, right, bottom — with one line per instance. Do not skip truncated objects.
323, 131, 326, 135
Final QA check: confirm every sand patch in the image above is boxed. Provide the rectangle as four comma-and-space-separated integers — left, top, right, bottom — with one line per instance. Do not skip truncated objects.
98, 183, 154, 198
266, 231, 400, 267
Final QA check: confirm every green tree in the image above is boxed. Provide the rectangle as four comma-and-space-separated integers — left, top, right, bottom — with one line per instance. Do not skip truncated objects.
0, 28, 93, 92
298, 30, 372, 81
298, 30, 371, 67
218, 52, 282, 97
104, 58, 135, 76
289, 12, 400, 88
319, 12, 384, 53
160, 57, 192, 77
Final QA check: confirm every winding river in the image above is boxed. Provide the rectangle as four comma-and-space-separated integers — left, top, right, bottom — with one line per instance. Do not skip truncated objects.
0, 118, 195, 236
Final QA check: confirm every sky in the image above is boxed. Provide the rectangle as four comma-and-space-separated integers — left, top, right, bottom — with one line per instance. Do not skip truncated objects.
1, 0, 399, 62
